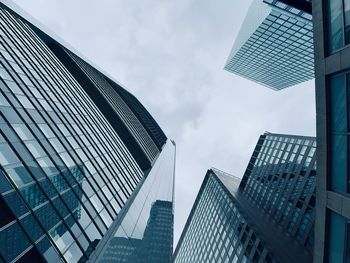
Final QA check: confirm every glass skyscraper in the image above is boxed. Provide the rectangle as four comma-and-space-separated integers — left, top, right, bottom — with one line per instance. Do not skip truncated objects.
224, 0, 313, 90
174, 133, 316, 263
312, 0, 350, 262
0, 2, 175, 263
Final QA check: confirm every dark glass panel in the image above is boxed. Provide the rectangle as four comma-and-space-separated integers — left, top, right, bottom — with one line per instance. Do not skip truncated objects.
345, 0, 350, 45
327, 0, 344, 52
0, 196, 15, 228
16, 247, 45, 263
36, 237, 61, 263
0, 222, 31, 262
328, 211, 346, 262
3, 190, 29, 217
20, 213, 44, 241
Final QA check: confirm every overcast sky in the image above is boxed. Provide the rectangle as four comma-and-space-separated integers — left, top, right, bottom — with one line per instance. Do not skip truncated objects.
12, 0, 316, 246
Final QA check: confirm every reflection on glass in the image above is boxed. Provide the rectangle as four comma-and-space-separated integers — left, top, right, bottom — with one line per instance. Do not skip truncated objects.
345, 0, 350, 44
327, 0, 345, 52
97, 141, 175, 263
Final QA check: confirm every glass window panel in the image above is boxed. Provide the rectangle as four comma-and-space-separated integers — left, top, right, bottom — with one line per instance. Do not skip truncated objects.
37, 157, 57, 177
63, 242, 83, 263
4, 162, 33, 187
36, 237, 61, 263
0, 143, 19, 165
328, 211, 346, 262
327, 0, 345, 52
38, 123, 55, 138
16, 95, 34, 109
11, 123, 34, 141
35, 203, 60, 231
49, 223, 74, 253
346, 223, 350, 263
25, 141, 46, 158
330, 75, 347, 132
85, 222, 102, 242
345, 0, 350, 45
20, 214, 44, 241
49, 138, 65, 153
0, 222, 31, 262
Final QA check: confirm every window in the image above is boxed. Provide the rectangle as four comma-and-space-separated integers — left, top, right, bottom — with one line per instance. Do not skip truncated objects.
327, 0, 350, 53
328, 74, 350, 193
327, 210, 350, 263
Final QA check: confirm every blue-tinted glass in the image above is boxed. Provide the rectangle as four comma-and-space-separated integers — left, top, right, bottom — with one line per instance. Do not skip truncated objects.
3, 191, 29, 217
20, 214, 44, 241
0, 143, 19, 165
328, 211, 346, 262
330, 75, 346, 132
331, 135, 347, 192
36, 237, 61, 263
327, 0, 345, 53
345, 0, 350, 45
346, 223, 350, 263
0, 170, 12, 193
0, 222, 31, 262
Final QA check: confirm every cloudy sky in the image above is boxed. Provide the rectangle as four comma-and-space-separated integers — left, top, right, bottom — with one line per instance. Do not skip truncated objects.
12, 0, 316, 246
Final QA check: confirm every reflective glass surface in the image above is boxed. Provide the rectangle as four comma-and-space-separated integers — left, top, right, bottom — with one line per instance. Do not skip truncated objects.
327, 210, 348, 263
326, 0, 350, 53
66, 50, 160, 165
329, 74, 350, 193
225, 5, 314, 90
0, 6, 145, 262
95, 140, 175, 263
174, 170, 275, 263
241, 133, 316, 252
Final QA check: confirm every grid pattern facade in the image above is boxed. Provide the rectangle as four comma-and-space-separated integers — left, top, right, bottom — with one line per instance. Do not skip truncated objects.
0, 5, 146, 263
174, 170, 275, 263
312, 0, 350, 262
224, 6, 314, 90
65, 50, 160, 165
241, 133, 316, 253
264, 0, 312, 20
107, 82, 167, 150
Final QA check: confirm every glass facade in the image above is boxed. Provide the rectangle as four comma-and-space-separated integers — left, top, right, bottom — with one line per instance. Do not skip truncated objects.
264, 0, 312, 20
0, 2, 173, 263
174, 169, 275, 263
224, 0, 314, 90
65, 50, 160, 165
241, 133, 316, 252
174, 133, 316, 263
328, 73, 350, 193
93, 140, 175, 263
327, 210, 350, 263
326, 0, 350, 54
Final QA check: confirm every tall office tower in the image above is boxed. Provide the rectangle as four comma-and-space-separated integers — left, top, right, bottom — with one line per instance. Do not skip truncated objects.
0, 1, 175, 263
174, 133, 316, 263
312, 1, 350, 262
224, 0, 313, 90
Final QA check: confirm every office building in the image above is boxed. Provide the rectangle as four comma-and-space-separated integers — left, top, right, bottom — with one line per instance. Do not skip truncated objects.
312, 1, 350, 262
0, 1, 175, 263
174, 133, 316, 263
224, 0, 313, 90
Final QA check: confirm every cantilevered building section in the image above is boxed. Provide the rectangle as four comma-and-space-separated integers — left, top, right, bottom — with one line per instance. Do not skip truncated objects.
224, 0, 314, 90
0, 1, 174, 263
174, 133, 316, 263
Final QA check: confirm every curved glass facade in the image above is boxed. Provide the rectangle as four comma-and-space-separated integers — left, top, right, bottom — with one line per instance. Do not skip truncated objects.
0, 3, 173, 263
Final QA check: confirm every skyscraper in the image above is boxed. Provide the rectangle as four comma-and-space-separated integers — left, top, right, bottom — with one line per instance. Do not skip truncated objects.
312, 1, 350, 262
0, 1, 175, 263
224, 0, 313, 90
174, 133, 316, 263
